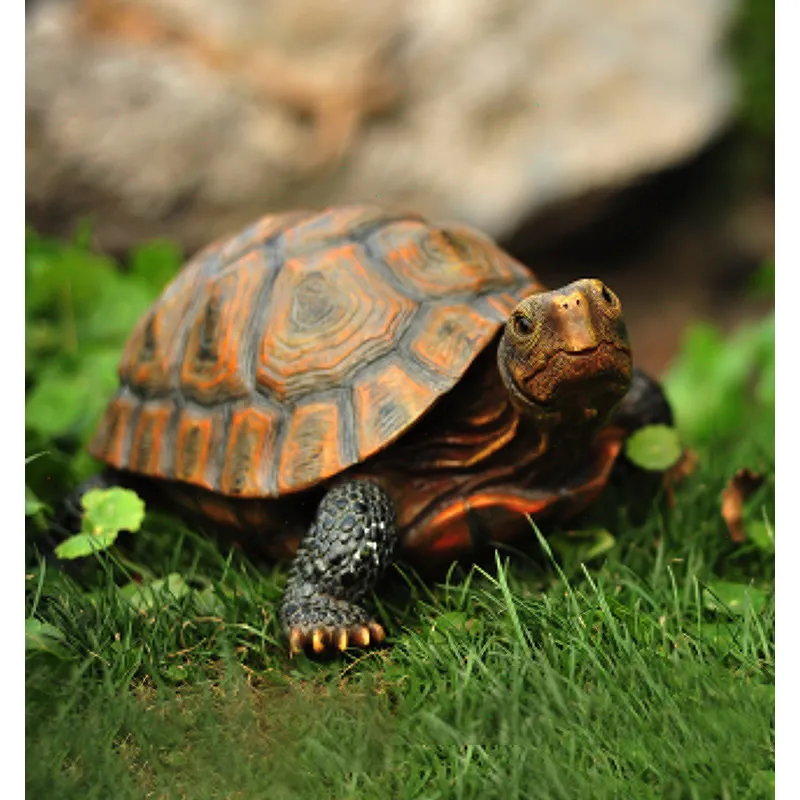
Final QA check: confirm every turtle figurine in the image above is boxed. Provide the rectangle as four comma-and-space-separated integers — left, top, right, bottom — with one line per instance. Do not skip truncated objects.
74, 205, 673, 655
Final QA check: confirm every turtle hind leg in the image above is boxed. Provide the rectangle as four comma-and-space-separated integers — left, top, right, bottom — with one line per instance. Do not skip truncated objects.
280, 480, 397, 656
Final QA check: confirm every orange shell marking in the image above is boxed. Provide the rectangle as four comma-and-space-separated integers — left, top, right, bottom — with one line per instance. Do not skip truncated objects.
180, 250, 267, 402
119, 259, 206, 393
220, 406, 280, 496
410, 304, 498, 380
173, 409, 216, 489
129, 401, 173, 476
378, 222, 521, 297
403, 433, 626, 559
218, 210, 311, 264
281, 205, 421, 256
354, 362, 435, 459
277, 401, 342, 493
257, 243, 415, 400
88, 391, 139, 467
197, 497, 242, 528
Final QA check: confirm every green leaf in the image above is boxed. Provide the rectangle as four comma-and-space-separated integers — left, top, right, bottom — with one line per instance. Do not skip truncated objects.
755, 353, 775, 408
703, 580, 768, 616
664, 316, 774, 443
25, 618, 70, 658
73, 218, 95, 250
25, 233, 120, 318
549, 528, 617, 572
70, 449, 107, 484
25, 485, 45, 517
193, 585, 227, 617
697, 621, 737, 649
129, 239, 182, 293
25, 349, 122, 442
55, 531, 119, 559
82, 487, 146, 536
52, 487, 145, 560
624, 425, 683, 472
745, 519, 774, 553
120, 573, 191, 611
77, 279, 153, 343
24, 229, 156, 376
161, 664, 189, 683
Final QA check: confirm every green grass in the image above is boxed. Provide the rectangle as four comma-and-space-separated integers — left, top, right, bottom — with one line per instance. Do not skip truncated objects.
25, 229, 775, 798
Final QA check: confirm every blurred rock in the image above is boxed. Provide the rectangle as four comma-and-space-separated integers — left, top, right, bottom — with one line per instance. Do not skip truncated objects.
26, 0, 738, 254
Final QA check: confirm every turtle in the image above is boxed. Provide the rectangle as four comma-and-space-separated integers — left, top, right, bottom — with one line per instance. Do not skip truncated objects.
74, 204, 673, 655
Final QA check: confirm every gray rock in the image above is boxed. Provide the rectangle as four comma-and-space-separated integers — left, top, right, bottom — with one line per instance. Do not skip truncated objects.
26, 0, 738, 252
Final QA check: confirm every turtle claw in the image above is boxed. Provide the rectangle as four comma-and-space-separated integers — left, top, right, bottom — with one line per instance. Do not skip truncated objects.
351, 626, 370, 647
287, 622, 387, 656
345, 621, 386, 649
288, 629, 305, 656
311, 629, 327, 654
349, 622, 386, 647
368, 622, 386, 644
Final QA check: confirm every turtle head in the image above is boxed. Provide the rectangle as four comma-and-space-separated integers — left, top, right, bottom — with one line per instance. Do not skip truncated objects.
497, 279, 633, 428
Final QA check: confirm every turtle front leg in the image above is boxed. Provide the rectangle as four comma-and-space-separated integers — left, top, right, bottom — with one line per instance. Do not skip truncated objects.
609, 367, 678, 516
280, 480, 397, 656
611, 367, 674, 433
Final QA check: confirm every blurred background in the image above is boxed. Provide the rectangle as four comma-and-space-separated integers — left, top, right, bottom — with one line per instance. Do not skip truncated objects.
25, 0, 774, 377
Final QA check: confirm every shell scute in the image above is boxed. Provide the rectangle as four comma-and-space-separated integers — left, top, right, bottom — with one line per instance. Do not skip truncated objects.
353, 360, 436, 460
277, 401, 343, 493
89, 390, 139, 467
282, 205, 421, 257
180, 249, 270, 403
409, 304, 499, 379
256, 242, 416, 401
220, 406, 281, 496
371, 220, 530, 299
173, 409, 216, 489
129, 401, 173, 477
118, 258, 206, 394
218, 210, 312, 265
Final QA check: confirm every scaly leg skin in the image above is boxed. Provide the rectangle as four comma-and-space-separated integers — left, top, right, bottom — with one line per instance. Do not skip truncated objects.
280, 480, 397, 656
609, 367, 676, 518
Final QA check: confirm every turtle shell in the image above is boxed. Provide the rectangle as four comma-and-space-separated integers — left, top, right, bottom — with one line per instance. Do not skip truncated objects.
89, 205, 541, 498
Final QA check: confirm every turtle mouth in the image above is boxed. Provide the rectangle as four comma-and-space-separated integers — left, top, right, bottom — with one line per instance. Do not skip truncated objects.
551, 345, 602, 362
519, 341, 632, 407
542, 342, 631, 364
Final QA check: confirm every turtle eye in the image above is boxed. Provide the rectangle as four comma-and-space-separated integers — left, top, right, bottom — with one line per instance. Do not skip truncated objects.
513, 314, 534, 337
